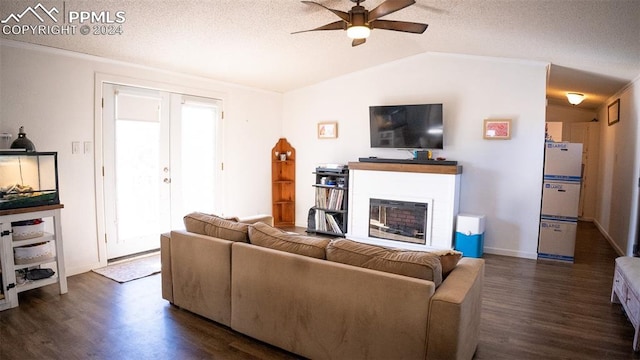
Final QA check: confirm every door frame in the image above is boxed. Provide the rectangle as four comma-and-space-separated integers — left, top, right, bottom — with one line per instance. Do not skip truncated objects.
94, 73, 227, 267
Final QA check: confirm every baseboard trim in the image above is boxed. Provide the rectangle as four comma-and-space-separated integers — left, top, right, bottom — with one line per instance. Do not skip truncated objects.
593, 219, 625, 256
483, 247, 538, 259
66, 263, 101, 277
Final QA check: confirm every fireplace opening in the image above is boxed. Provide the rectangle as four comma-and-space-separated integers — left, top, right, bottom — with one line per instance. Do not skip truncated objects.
369, 198, 428, 245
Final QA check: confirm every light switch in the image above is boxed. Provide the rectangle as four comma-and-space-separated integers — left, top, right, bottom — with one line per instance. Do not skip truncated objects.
84, 141, 92, 154
72, 141, 80, 154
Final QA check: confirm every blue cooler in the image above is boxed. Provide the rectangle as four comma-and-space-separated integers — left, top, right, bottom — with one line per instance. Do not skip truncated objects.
455, 214, 485, 258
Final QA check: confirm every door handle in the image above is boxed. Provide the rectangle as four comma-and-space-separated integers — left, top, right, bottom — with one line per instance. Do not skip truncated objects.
164, 178, 171, 184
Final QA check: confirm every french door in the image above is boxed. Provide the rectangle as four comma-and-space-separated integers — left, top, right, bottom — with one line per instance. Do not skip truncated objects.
102, 84, 222, 259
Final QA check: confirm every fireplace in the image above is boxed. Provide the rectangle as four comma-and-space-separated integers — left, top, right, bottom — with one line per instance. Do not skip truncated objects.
347, 161, 461, 251
369, 198, 428, 245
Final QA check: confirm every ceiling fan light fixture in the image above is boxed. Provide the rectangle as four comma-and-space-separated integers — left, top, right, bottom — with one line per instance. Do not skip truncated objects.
347, 25, 370, 39
566, 92, 585, 105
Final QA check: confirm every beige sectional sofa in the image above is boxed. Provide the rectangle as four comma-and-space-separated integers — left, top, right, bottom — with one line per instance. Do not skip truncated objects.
161, 213, 485, 360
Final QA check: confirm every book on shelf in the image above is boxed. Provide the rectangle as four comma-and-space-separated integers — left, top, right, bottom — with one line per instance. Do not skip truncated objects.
315, 187, 325, 209
314, 209, 325, 232
325, 213, 343, 234
315, 186, 344, 211
312, 209, 343, 234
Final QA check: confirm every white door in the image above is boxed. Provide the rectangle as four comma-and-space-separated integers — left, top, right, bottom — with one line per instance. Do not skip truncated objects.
169, 94, 224, 229
102, 84, 223, 260
103, 84, 171, 259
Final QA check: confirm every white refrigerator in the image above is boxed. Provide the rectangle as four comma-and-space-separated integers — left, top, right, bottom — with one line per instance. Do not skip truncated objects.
538, 142, 583, 262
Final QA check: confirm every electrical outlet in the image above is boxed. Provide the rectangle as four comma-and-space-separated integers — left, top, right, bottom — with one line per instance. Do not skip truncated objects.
72, 141, 80, 154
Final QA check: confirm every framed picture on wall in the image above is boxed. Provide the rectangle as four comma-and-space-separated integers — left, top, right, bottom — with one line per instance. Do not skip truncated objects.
483, 119, 511, 140
608, 99, 620, 126
318, 122, 338, 139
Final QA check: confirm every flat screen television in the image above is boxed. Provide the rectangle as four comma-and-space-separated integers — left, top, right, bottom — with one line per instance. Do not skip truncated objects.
369, 104, 443, 149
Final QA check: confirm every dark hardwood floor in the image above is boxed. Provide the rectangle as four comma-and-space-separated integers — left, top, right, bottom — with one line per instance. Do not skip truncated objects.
1, 221, 638, 359
475, 221, 639, 360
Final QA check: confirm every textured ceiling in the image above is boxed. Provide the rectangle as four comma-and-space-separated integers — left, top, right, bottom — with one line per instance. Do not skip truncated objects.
1, 0, 639, 110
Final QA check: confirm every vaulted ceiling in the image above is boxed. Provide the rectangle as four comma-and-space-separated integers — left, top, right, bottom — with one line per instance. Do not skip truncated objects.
1, 0, 639, 110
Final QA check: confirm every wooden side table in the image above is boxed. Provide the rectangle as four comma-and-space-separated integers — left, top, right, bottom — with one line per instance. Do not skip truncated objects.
0, 204, 66, 310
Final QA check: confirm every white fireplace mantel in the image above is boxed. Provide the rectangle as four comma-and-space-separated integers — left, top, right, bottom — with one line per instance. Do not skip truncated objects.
346, 161, 462, 251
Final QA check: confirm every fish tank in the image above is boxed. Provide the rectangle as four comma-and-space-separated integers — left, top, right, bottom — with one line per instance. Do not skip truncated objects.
0, 151, 60, 210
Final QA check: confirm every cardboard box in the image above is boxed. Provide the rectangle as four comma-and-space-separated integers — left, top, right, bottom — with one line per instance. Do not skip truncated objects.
544, 142, 583, 180
538, 220, 577, 262
541, 181, 580, 218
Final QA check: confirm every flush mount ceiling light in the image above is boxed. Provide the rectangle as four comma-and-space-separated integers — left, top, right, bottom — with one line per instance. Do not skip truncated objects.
567, 93, 585, 105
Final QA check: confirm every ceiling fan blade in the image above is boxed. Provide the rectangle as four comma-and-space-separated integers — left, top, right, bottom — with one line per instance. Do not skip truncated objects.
301, 1, 350, 22
352, 38, 366, 47
414, 3, 448, 15
292, 20, 346, 34
368, 0, 416, 22
371, 19, 428, 34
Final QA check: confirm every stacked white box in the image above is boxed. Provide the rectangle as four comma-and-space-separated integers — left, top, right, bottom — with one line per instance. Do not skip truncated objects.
538, 142, 583, 262
539, 218, 577, 262
541, 181, 581, 217
543, 143, 583, 180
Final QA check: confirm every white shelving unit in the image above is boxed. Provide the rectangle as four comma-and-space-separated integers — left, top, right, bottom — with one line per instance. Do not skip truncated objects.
0, 204, 66, 311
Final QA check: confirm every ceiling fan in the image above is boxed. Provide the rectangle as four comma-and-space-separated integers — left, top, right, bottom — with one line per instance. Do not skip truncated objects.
293, 0, 428, 47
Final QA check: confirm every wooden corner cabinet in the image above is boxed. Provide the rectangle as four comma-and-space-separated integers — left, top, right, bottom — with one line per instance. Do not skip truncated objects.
306, 166, 349, 237
271, 138, 295, 227
0, 204, 67, 311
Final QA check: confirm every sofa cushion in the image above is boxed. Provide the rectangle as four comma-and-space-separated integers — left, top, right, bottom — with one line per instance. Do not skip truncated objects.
430, 249, 463, 276
183, 212, 249, 242
326, 238, 458, 286
248, 222, 331, 259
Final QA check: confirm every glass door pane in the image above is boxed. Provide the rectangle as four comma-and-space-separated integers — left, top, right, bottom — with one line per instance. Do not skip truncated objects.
180, 103, 217, 214
115, 119, 161, 244
169, 94, 222, 229
103, 84, 170, 259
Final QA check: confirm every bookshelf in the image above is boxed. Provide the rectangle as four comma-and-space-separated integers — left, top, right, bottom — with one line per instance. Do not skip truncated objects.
306, 166, 348, 237
271, 138, 295, 227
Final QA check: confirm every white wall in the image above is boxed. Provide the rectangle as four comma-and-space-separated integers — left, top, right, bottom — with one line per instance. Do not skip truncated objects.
0, 40, 283, 275
283, 53, 548, 259
595, 77, 640, 255
0, 41, 554, 270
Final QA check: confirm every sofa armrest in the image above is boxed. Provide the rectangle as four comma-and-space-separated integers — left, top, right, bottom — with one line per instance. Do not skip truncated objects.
160, 232, 173, 303
167, 230, 234, 327
239, 214, 274, 226
426, 257, 484, 360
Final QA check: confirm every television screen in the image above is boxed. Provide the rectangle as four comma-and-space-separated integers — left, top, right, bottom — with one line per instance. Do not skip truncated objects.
369, 104, 443, 149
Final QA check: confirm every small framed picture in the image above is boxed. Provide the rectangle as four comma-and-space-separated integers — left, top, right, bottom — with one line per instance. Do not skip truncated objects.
318, 122, 338, 139
483, 119, 511, 140
608, 99, 620, 126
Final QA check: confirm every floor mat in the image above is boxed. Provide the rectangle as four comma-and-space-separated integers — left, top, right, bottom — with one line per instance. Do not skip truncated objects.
92, 252, 160, 283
